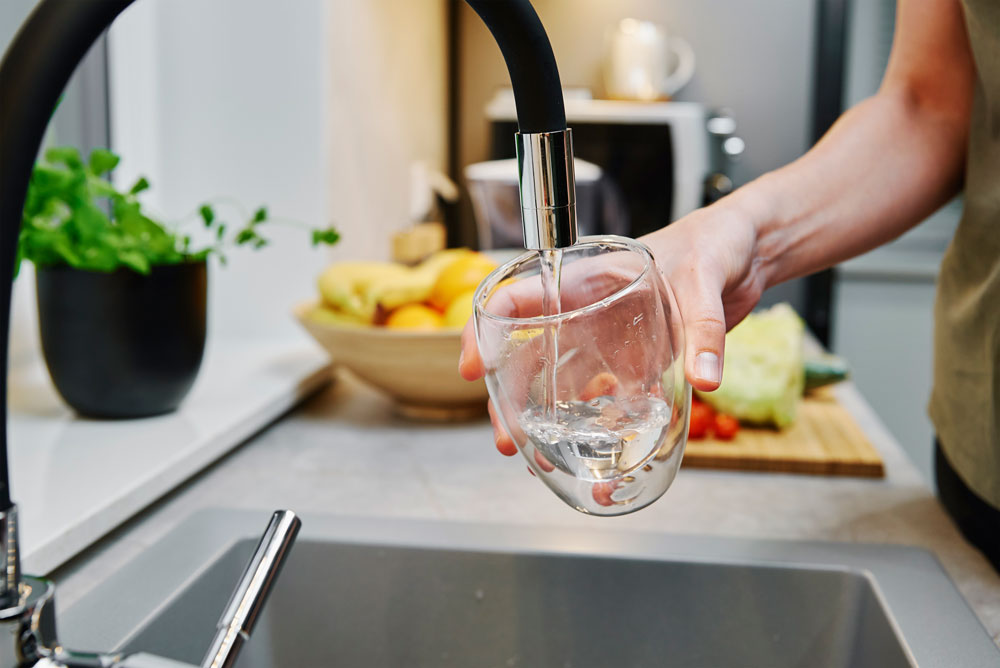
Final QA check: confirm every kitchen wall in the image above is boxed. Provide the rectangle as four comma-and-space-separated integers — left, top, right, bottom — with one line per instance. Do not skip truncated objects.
456, 0, 817, 308
107, 0, 448, 342
0, 0, 33, 48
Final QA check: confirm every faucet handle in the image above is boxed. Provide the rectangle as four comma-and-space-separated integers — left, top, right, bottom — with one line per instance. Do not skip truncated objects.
200, 510, 301, 668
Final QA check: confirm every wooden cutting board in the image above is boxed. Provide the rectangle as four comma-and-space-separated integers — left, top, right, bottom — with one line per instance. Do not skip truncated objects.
681, 388, 885, 478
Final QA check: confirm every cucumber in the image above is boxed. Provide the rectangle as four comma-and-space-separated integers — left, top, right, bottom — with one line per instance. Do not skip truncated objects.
804, 354, 850, 391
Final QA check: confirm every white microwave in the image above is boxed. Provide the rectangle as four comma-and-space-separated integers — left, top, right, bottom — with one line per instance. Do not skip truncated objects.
485, 91, 735, 237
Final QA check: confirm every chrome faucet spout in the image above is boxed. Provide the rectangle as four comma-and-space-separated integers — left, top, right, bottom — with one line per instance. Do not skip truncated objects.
517, 130, 579, 250
200, 510, 301, 668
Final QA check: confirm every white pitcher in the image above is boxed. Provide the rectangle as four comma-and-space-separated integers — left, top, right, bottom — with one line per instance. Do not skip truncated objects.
604, 18, 695, 101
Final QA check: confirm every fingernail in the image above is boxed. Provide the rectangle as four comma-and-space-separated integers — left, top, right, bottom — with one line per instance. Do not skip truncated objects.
695, 352, 720, 384
458, 349, 465, 370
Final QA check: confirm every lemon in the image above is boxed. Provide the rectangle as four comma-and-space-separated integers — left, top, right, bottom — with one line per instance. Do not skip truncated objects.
443, 289, 477, 329
429, 253, 497, 311
385, 304, 443, 331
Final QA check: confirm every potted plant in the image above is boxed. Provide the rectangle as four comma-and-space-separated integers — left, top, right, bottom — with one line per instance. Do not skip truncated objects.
16, 147, 339, 418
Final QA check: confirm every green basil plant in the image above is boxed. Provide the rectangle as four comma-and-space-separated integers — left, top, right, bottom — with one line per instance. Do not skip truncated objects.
15, 146, 340, 277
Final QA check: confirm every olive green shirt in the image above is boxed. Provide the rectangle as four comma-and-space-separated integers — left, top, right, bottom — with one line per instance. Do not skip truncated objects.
929, 0, 1000, 507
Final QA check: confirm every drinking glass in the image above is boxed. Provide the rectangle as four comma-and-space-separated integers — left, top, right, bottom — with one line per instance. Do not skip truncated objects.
473, 236, 690, 516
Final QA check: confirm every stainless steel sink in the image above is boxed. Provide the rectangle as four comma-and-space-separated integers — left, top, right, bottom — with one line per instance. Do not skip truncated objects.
59, 510, 998, 668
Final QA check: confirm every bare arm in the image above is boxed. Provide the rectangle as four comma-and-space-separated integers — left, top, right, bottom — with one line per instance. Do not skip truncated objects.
641, 0, 976, 389
750, 0, 975, 286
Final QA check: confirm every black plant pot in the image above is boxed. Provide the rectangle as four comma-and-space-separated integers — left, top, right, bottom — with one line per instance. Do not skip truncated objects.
35, 261, 208, 419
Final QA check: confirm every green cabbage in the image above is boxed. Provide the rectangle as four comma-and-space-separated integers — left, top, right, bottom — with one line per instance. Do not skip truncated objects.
696, 303, 805, 428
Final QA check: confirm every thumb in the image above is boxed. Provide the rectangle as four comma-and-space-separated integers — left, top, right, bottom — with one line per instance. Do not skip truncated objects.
674, 276, 726, 392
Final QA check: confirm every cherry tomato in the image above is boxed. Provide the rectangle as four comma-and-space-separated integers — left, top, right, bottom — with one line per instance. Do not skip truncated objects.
592, 481, 620, 507
713, 413, 740, 440
689, 400, 715, 439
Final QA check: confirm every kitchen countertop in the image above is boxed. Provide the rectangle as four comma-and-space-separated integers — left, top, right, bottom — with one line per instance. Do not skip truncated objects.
8, 338, 331, 574
51, 371, 1000, 645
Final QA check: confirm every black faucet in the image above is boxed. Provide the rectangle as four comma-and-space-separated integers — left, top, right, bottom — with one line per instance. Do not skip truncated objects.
0, 0, 576, 664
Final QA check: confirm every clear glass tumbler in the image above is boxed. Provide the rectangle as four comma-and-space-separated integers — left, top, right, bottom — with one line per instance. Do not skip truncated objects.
474, 236, 691, 516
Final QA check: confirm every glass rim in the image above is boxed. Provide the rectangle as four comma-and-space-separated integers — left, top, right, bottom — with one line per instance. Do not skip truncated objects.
473, 235, 656, 326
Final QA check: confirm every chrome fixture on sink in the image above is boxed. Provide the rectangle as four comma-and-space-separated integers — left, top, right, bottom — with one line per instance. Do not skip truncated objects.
0, 0, 576, 665
0, 510, 299, 668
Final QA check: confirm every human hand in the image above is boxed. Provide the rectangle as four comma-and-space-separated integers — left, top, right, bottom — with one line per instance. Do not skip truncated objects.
640, 202, 763, 391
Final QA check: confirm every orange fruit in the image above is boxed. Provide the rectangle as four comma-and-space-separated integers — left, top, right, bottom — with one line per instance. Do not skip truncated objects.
429, 253, 497, 310
385, 304, 443, 331
443, 289, 477, 329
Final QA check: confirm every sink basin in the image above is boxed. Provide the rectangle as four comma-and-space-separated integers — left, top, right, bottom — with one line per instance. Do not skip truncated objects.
60, 510, 998, 667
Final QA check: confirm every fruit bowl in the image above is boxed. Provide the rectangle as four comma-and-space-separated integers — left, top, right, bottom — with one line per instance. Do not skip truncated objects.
294, 302, 488, 420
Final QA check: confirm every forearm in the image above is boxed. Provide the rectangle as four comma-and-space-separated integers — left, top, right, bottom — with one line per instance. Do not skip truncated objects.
730, 86, 969, 288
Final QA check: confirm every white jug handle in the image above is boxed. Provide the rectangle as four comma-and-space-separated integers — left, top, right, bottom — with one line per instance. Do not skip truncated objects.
662, 36, 695, 97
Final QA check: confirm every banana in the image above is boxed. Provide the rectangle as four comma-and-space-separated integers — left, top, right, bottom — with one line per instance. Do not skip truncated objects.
316, 249, 476, 322
317, 262, 406, 321
371, 248, 473, 311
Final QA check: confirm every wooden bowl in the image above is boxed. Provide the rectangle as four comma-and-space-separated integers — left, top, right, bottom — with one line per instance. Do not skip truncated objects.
294, 302, 488, 420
